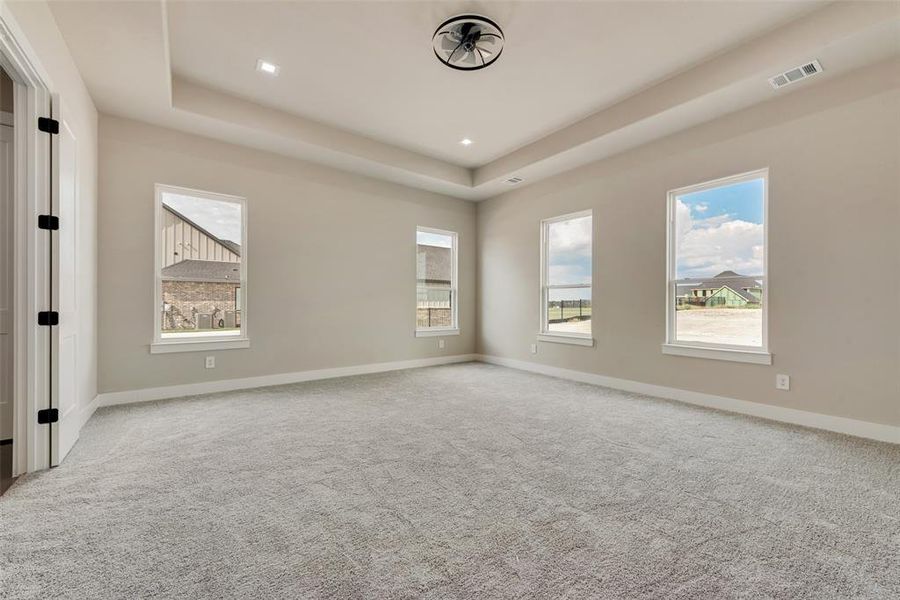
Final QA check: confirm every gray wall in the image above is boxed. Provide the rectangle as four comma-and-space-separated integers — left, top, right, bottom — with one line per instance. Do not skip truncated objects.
477, 62, 900, 428
98, 116, 476, 393
99, 61, 899, 430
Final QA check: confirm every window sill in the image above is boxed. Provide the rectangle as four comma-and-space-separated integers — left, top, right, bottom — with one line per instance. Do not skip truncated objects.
150, 338, 250, 354
415, 328, 460, 338
537, 333, 594, 347
661, 343, 771, 365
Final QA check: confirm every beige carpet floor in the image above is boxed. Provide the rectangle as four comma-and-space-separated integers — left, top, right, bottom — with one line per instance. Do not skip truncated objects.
1, 363, 898, 599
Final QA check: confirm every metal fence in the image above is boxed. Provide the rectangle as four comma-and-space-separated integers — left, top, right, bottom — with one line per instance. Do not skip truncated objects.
547, 300, 592, 324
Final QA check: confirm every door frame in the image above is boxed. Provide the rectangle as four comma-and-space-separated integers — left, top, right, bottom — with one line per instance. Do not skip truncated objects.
0, 10, 53, 474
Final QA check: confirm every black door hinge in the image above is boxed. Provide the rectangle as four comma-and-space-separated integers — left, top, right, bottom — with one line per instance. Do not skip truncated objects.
38, 311, 59, 326
38, 117, 59, 135
37, 408, 59, 425
38, 215, 59, 230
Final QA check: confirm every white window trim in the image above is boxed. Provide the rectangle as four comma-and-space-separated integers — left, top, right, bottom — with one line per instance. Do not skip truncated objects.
539, 209, 594, 346
537, 333, 594, 347
151, 184, 249, 354
415, 328, 460, 338
415, 226, 458, 335
664, 168, 771, 365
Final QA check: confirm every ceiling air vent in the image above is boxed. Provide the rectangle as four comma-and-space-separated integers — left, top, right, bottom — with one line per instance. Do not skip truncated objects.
769, 60, 822, 89
506, 176, 523, 185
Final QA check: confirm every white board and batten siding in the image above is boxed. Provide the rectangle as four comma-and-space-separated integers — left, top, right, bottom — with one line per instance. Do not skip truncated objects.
160, 207, 239, 268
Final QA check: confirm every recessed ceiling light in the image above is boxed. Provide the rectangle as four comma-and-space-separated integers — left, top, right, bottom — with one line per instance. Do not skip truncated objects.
460, 138, 473, 146
256, 59, 280, 76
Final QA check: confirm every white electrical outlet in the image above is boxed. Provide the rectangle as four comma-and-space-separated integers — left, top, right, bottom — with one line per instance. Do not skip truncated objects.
530, 343, 537, 354
205, 356, 215, 369
776, 374, 790, 391
438, 339, 445, 349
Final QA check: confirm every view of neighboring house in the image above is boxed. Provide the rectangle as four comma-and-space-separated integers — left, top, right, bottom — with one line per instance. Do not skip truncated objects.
416, 243, 452, 327
675, 270, 763, 308
160, 204, 242, 331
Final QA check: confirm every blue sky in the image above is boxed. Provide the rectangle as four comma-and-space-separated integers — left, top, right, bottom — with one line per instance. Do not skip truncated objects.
676, 177, 765, 279
679, 179, 764, 225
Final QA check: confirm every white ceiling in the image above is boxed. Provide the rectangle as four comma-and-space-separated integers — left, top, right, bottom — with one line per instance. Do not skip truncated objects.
166, 1, 823, 167
49, 1, 900, 199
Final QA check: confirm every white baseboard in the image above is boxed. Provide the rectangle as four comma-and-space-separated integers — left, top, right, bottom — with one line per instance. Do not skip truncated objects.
97, 354, 478, 407
79, 394, 101, 429
93, 351, 898, 445
477, 354, 899, 445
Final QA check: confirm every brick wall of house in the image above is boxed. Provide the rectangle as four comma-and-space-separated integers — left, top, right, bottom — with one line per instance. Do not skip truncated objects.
416, 308, 452, 328
162, 280, 240, 330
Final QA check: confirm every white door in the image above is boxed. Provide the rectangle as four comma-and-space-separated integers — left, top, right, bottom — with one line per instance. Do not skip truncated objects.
0, 123, 12, 445
50, 102, 79, 465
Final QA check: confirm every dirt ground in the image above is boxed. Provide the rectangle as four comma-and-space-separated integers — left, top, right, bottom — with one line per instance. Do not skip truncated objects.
545, 309, 762, 345
548, 319, 592, 335
676, 308, 762, 346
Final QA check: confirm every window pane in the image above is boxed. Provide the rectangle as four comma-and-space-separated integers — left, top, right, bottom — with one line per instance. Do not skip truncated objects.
160, 191, 243, 338
416, 229, 456, 329
417, 230, 452, 284
673, 177, 764, 347
417, 288, 453, 328
547, 215, 592, 286
546, 287, 591, 334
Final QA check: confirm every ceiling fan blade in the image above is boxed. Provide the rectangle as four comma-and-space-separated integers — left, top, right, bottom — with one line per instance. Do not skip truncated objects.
441, 35, 458, 51
462, 50, 477, 65
446, 40, 464, 63
478, 33, 501, 44
476, 46, 492, 58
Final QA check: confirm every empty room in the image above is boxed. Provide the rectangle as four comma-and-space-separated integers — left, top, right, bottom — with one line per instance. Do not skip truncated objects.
0, 1, 898, 598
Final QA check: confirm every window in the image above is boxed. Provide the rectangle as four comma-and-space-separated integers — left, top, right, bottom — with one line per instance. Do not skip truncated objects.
152, 184, 248, 353
664, 169, 770, 364
539, 210, 593, 346
415, 227, 458, 336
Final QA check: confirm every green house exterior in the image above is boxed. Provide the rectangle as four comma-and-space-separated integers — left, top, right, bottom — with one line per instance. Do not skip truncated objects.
706, 285, 759, 307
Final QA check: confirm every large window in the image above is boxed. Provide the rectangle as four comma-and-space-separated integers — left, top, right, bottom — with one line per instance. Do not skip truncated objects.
416, 227, 458, 336
539, 211, 593, 345
665, 169, 769, 364
152, 184, 248, 352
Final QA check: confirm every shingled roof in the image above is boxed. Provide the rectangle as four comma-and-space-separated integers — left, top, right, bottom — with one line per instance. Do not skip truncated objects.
161, 260, 241, 282
675, 270, 763, 303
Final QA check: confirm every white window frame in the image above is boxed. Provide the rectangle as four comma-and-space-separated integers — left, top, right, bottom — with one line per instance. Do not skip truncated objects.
415, 226, 459, 337
538, 210, 594, 347
663, 168, 771, 365
151, 183, 249, 353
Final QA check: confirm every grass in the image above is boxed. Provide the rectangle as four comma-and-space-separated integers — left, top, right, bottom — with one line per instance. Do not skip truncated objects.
547, 306, 592, 321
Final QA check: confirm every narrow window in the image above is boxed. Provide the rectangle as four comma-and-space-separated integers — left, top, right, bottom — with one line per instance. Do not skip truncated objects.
540, 211, 593, 343
416, 227, 458, 335
666, 169, 768, 360
153, 184, 248, 351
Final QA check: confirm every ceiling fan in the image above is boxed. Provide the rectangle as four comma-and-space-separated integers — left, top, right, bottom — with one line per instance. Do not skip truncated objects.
432, 14, 504, 71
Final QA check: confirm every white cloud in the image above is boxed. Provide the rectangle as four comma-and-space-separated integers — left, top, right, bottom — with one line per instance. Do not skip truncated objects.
693, 203, 709, 213
693, 214, 732, 229
549, 264, 589, 284
417, 231, 452, 248
676, 199, 763, 278
548, 215, 591, 257
163, 193, 242, 243
548, 215, 592, 285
